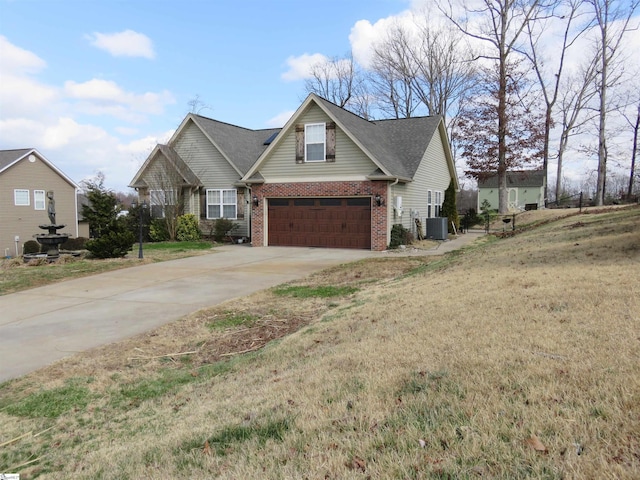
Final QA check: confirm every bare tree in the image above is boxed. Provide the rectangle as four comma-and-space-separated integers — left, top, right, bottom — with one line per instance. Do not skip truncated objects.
587, 0, 639, 205
554, 58, 599, 204
617, 88, 640, 198
369, 24, 421, 119
187, 95, 212, 115
524, 0, 593, 205
439, 0, 553, 213
304, 54, 371, 118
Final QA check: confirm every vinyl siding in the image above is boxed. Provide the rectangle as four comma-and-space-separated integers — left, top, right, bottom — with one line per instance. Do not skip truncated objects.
259, 104, 377, 181
478, 186, 544, 212
0, 157, 77, 256
390, 123, 452, 236
173, 121, 249, 236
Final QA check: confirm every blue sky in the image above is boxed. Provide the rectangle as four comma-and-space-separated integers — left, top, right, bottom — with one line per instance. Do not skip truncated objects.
1, 0, 638, 195
1, 0, 416, 192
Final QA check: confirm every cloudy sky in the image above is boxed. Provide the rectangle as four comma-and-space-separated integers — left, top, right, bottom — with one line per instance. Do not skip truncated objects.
1, 0, 638, 194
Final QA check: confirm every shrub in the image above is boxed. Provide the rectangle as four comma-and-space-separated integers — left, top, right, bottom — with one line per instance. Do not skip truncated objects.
61, 237, 88, 251
213, 218, 238, 243
176, 214, 201, 242
85, 228, 135, 259
149, 218, 170, 242
23, 240, 41, 255
389, 224, 411, 249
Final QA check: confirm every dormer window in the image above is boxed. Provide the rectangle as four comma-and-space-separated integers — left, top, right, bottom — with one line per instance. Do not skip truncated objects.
305, 123, 325, 162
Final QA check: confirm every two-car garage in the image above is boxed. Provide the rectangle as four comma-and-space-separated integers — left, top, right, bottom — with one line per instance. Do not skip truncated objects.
267, 197, 371, 249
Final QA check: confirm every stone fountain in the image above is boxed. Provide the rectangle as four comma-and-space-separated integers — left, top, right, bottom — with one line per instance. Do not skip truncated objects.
33, 190, 69, 260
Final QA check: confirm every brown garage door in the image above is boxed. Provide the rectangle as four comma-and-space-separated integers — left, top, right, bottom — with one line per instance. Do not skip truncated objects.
268, 198, 371, 249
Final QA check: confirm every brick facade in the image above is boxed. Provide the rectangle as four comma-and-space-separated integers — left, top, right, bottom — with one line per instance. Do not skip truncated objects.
250, 181, 388, 251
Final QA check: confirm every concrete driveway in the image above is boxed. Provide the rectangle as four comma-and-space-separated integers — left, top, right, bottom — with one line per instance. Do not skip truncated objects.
0, 245, 376, 382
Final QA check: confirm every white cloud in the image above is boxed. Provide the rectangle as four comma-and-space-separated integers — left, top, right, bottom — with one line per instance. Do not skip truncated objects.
0, 37, 176, 192
87, 30, 155, 59
0, 35, 47, 74
266, 110, 295, 128
63, 79, 175, 122
281, 53, 328, 81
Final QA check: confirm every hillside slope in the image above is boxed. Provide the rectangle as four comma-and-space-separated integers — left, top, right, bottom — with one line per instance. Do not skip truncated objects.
1, 206, 639, 479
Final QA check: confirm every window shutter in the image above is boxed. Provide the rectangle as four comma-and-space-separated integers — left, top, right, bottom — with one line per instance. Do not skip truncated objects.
295, 124, 304, 163
326, 122, 336, 162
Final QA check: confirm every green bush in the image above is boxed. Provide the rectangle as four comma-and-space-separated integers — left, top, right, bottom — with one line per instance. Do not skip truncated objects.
61, 237, 88, 251
213, 218, 238, 243
176, 214, 201, 242
389, 224, 411, 249
85, 224, 135, 259
23, 240, 41, 255
149, 218, 170, 242
442, 179, 459, 234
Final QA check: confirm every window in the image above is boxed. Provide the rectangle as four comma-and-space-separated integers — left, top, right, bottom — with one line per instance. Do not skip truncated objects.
207, 189, 237, 219
34, 190, 45, 210
435, 191, 442, 217
426, 190, 432, 218
305, 123, 325, 161
14, 189, 29, 206
150, 189, 176, 218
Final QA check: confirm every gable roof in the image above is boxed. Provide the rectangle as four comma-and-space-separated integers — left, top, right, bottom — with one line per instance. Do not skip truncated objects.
190, 115, 281, 175
129, 144, 202, 188
243, 93, 455, 185
478, 170, 545, 188
0, 148, 80, 188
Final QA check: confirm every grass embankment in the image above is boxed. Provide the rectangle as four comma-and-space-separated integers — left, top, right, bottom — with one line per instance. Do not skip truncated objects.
0, 241, 215, 295
1, 207, 639, 478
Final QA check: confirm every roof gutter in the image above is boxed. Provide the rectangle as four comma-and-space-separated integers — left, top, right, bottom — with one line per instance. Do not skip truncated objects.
366, 175, 411, 183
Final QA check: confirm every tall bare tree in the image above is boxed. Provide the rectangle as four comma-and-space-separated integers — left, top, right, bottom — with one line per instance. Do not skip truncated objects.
369, 24, 421, 119
304, 54, 371, 118
524, 0, 593, 205
554, 60, 599, 203
587, 0, 639, 205
439, 0, 553, 212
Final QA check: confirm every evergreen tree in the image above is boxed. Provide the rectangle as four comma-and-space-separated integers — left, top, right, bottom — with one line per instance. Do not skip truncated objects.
441, 179, 459, 234
81, 173, 120, 239
82, 173, 135, 258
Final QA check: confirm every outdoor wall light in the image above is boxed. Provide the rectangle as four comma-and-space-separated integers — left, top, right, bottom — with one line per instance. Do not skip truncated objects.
374, 193, 384, 206
252, 195, 259, 207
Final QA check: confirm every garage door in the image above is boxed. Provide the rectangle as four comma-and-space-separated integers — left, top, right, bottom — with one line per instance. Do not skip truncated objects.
268, 198, 371, 249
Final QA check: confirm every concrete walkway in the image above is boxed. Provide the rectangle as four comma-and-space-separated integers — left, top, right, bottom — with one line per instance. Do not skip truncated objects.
0, 232, 484, 382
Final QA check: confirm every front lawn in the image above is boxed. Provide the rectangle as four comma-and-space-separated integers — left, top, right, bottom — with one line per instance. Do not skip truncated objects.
0, 241, 216, 295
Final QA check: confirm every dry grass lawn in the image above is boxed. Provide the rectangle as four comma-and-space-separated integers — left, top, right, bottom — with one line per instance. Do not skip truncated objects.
1, 206, 639, 479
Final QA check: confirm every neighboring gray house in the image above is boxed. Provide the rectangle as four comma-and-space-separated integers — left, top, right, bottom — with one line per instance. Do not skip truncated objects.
0, 148, 81, 257
130, 94, 458, 250
478, 170, 546, 212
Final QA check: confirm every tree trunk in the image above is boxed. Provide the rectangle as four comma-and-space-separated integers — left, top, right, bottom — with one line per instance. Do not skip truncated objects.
628, 102, 639, 198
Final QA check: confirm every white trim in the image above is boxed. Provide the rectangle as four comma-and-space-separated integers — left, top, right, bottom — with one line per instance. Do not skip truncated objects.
206, 188, 237, 219
262, 175, 368, 184
14, 189, 29, 206
304, 122, 326, 162
34, 189, 45, 210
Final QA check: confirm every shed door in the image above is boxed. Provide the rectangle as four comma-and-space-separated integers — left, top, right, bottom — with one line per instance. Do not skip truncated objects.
268, 198, 371, 249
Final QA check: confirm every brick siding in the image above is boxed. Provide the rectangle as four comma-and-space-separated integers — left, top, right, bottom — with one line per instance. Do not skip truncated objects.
250, 181, 388, 250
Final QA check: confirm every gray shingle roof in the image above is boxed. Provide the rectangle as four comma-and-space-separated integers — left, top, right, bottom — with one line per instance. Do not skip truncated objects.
191, 115, 281, 175
0, 148, 33, 172
478, 170, 545, 188
307, 95, 443, 179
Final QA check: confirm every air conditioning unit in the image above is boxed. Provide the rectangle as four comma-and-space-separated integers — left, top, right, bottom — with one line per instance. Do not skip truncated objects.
426, 217, 448, 240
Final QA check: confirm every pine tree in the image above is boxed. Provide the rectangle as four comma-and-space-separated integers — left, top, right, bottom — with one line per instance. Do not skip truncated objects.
441, 179, 459, 234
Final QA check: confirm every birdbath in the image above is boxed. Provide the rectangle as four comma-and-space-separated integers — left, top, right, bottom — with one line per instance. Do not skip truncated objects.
34, 190, 69, 260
